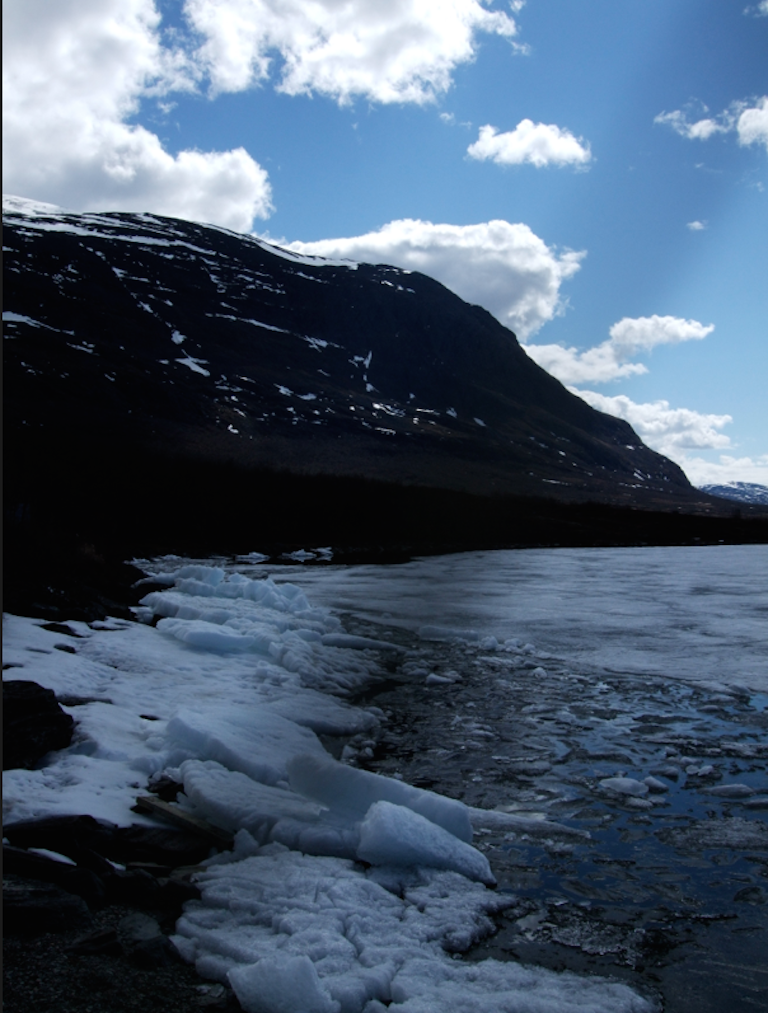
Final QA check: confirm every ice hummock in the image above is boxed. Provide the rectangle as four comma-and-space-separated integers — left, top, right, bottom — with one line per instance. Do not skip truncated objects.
2, 562, 656, 1013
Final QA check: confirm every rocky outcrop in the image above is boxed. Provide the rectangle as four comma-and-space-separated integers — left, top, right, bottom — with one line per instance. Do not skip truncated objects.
3, 681, 75, 769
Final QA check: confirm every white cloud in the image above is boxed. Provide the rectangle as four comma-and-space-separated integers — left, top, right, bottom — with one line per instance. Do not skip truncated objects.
184, 0, 521, 104
736, 96, 768, 152
467, 121, 592, 168
2, 0, 272, 230
523, 315, 714, 385
655, 97, 768, 154
523, 342, 648, 384
570, 389, 732, 459
683, 454, 768, 487
744, 1, 768, 16
654, 109, 728, 140
608, 315, 714, 356
572, 389, 768, 487
687, 220, 707, 231
285, 219, 584, 340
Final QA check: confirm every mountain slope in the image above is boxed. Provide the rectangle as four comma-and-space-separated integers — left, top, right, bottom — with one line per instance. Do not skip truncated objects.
699, 483, 768, 506
4, 196, 702, 508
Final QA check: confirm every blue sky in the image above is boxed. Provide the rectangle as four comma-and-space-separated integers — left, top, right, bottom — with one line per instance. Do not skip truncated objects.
4, 0, 767, 485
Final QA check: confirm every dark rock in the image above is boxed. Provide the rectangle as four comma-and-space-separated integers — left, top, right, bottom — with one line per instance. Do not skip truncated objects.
112, 825, 213, 867
3, 846, 106, 908
3, 814, 211, 868
118, 912, 180, 968
39, 622, 84, 637
3, 875, 94, 936
3, 680, 75, 769
66, 927, 123, 956
104, 868, 161, 908
3, 814, 118, 859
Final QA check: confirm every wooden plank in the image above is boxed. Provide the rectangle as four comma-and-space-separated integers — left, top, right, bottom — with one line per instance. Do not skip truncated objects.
133, 796, 233, 848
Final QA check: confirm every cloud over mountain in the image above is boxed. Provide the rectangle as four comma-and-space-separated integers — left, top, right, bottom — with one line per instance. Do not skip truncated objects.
572, 390, 732, 459
286, 219, 584, 340
524, 315, 714, 385
3, 0, 521, 229
2, 0, 272, 231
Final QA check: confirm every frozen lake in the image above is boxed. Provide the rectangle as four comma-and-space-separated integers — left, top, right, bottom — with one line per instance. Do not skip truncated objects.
4, 543, 767, 1012
264, 544, 768, 694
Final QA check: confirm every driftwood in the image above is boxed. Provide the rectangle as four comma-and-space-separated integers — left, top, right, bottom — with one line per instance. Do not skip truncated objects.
132, 796, 233, 847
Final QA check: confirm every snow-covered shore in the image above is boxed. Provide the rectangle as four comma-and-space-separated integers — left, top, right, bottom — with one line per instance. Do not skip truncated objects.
3, 562, 657, 1013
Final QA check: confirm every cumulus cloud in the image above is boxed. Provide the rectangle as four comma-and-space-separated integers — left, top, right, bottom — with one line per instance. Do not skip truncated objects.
571, 389, 768, 486
184, 0, 521, 104
654, 109, 728, 141
570, 389, 733, 460
687, 220, 707, 231
2, 0, 272, 230
286, 219, 584, 340
523, 315, 714, 385
655, 97, 768, 153
736, 96, 768, 151
744, 1, 768, 16
467, 121, 592, 168
683, 454, 768, 487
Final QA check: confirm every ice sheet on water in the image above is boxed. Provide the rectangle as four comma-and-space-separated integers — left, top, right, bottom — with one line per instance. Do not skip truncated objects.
2, 561, 658, 1013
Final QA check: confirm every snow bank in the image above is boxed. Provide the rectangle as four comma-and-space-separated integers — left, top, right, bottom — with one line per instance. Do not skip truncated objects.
2, 561, 656, 1013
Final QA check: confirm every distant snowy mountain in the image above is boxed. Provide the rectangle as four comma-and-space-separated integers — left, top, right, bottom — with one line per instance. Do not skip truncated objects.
699, 483, 768, 506
4, 195, 703, 511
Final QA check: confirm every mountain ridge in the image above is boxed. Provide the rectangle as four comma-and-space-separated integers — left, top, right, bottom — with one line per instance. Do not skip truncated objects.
3, 195, 710, 510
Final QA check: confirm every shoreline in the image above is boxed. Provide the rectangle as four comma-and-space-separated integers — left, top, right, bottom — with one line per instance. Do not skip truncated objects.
4, 552, 768, 1012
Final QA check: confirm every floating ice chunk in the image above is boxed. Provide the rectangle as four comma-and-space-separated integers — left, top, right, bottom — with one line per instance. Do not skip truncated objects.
288, 754, 473, 843
229, 955, 339, 1013
643, 776, 669, 793
468, 807, 589, 839
626, 797, 654, 810
358, 802, 495, 886
705, 784, 755, 798
599, 777, 649, 797
426, 673, 454, 686
686, 764, 717, 778
168, 707, 326, 786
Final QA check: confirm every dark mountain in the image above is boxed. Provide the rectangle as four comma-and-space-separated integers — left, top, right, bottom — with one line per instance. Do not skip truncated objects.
4, 196, 708, 511
699, 483, 768, 506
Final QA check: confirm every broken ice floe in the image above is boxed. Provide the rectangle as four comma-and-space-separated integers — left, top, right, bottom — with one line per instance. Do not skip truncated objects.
2, 561, 658, 1012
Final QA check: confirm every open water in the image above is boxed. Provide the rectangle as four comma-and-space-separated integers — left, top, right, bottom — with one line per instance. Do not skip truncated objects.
254, 544, 768, 1011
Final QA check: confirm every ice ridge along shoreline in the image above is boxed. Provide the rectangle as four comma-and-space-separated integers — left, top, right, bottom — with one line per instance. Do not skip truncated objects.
2, 562, 657, 1013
